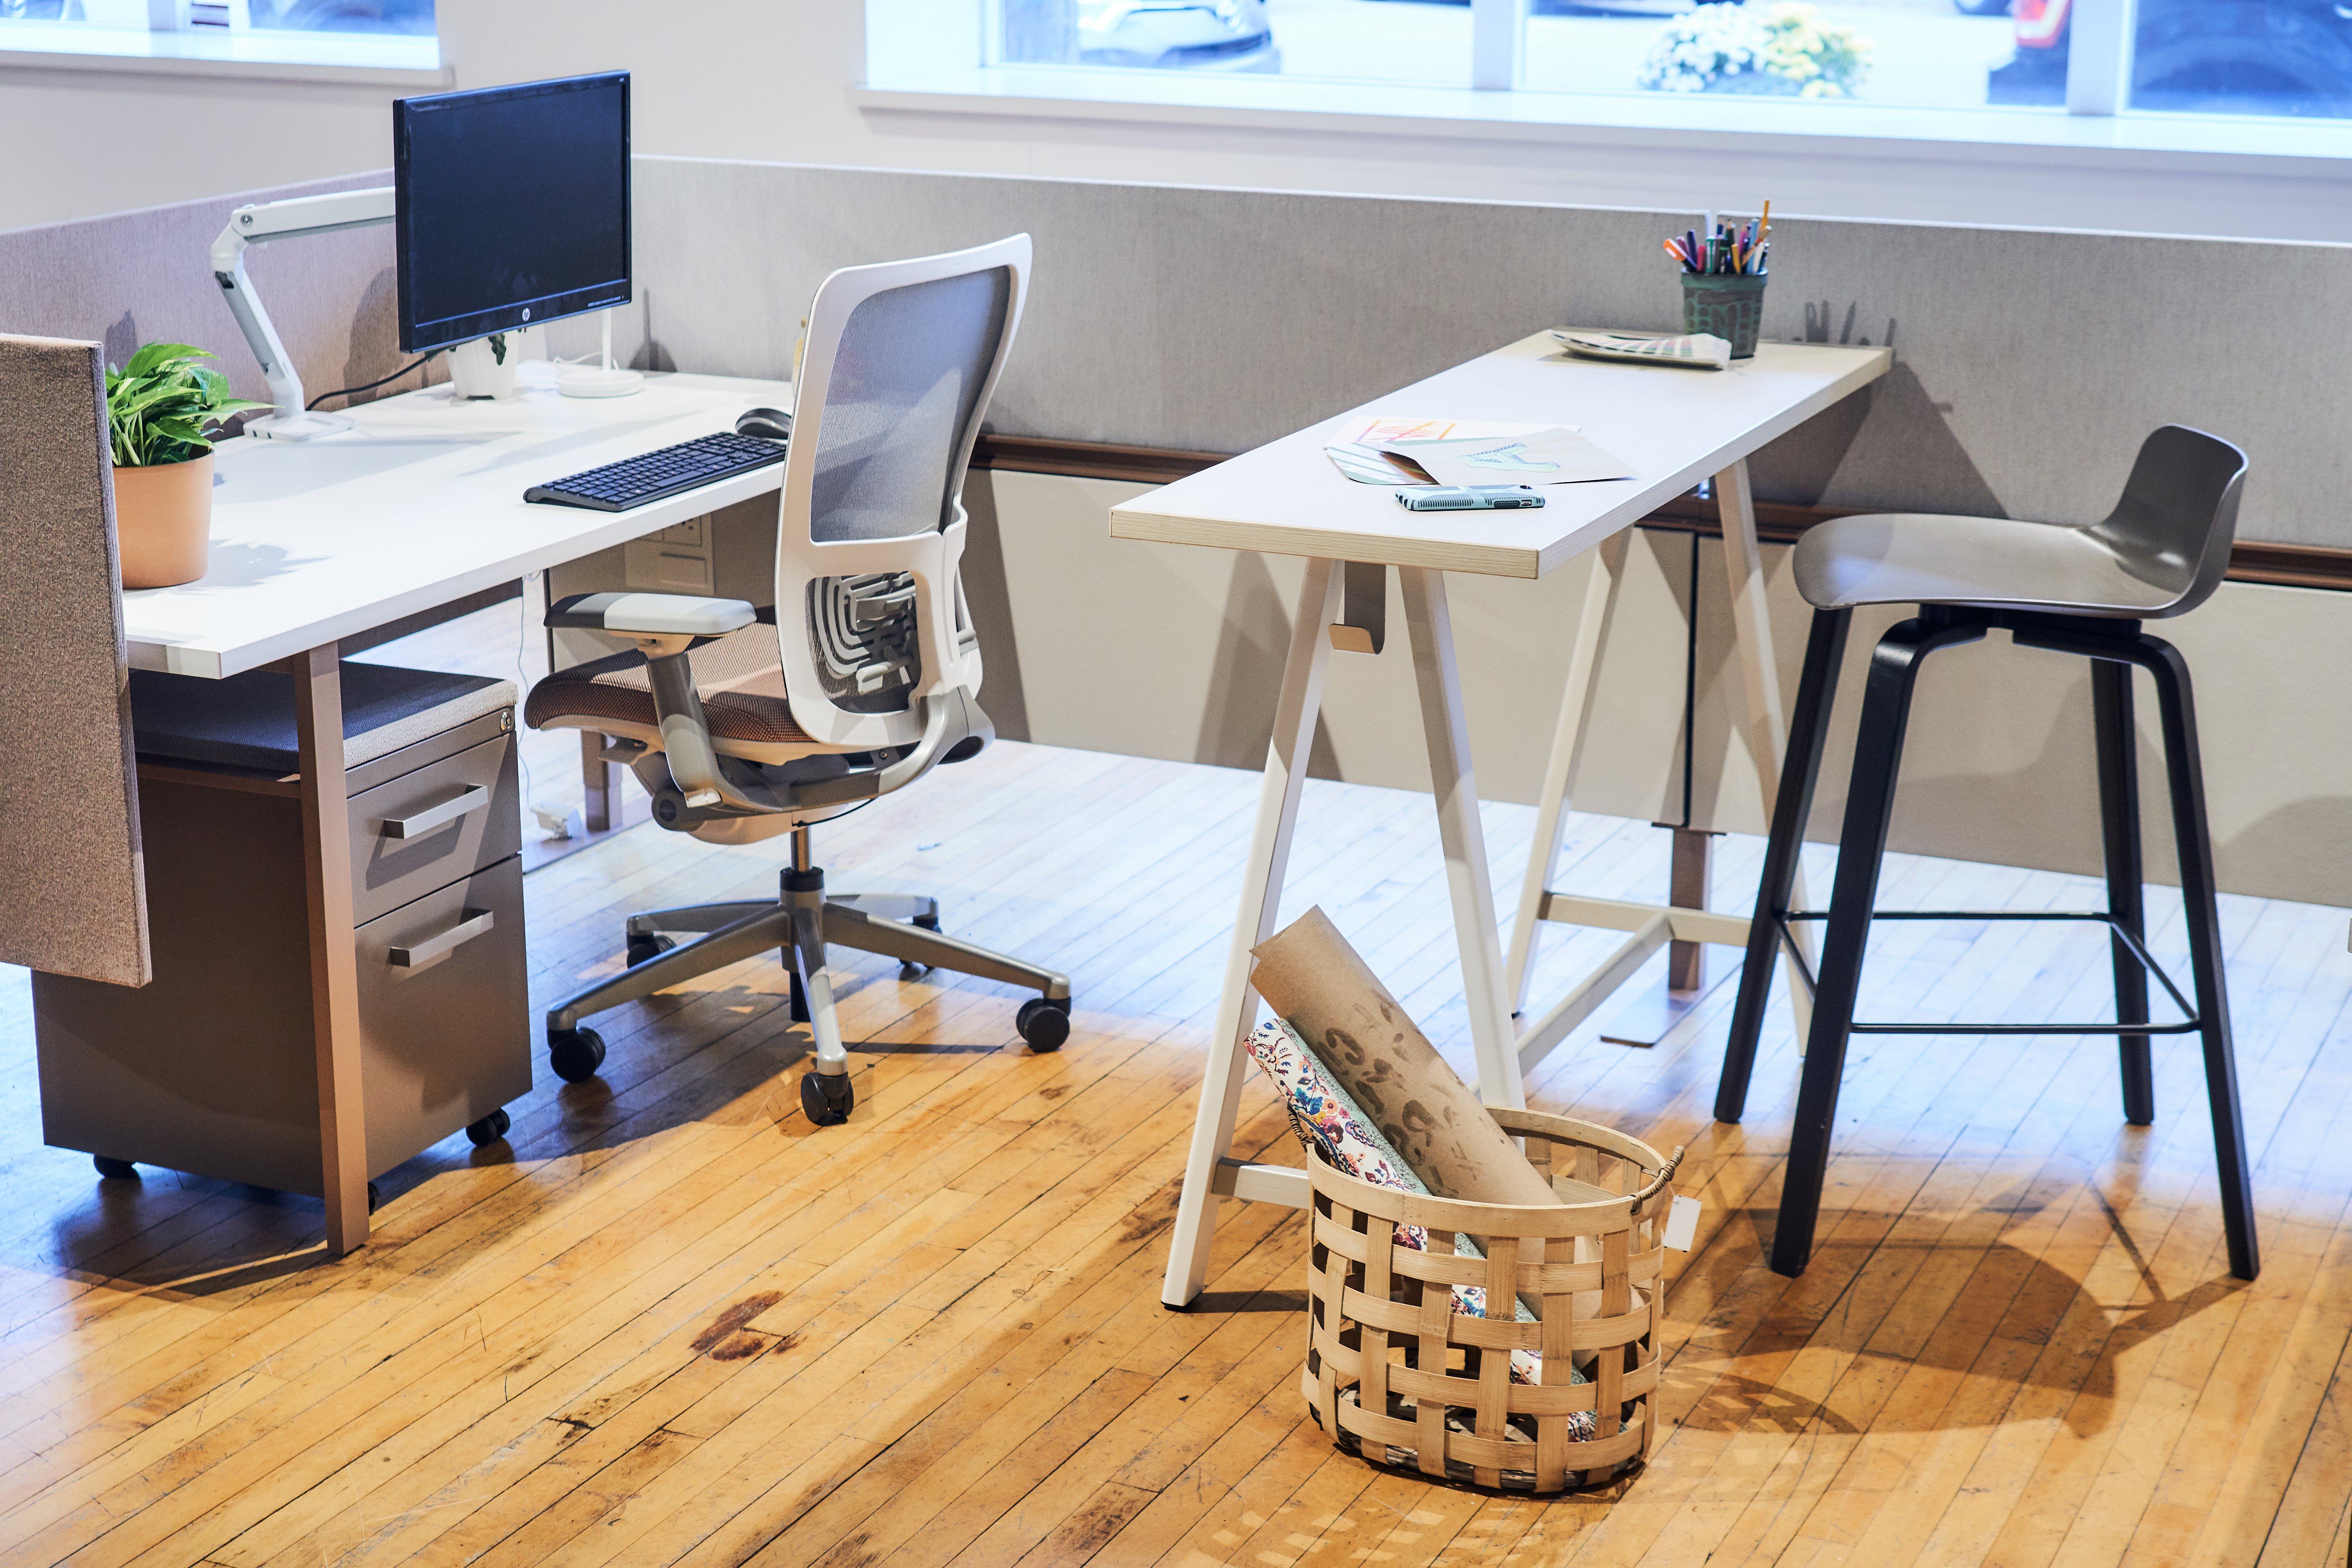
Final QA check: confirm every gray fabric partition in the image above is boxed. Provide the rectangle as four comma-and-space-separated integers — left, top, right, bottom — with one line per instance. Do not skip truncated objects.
617, 158, 2350, 548
0, 170, 437, 415
0, 335, 149, 987
5, 159, 2343, 545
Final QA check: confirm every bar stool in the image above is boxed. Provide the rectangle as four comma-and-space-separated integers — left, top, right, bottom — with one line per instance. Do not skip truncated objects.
1714, 425, 2258, 1282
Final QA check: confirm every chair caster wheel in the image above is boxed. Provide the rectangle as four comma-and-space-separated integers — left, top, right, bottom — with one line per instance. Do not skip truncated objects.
1016, 997, 1071, 1052
548, 1027, 607, 1083
465, 1107, 512, 1147
801, 1072, 854, 1126
93, 1156, 137, 1180
626, 933, 676, 967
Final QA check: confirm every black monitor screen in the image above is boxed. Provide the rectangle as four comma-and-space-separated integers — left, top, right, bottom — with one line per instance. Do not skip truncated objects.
394, 72, 630, 353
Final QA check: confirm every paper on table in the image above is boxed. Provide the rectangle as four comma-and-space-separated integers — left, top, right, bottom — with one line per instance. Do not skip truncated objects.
1324, 442, 1433, 486
1323, 415, 1628, 487
1382, 426, 1635, 487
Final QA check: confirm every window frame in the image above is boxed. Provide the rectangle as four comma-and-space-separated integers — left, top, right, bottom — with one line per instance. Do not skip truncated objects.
866, 0, 2352, 243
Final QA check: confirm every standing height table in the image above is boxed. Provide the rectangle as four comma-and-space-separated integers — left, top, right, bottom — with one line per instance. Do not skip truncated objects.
1115, 331, 1889, 1308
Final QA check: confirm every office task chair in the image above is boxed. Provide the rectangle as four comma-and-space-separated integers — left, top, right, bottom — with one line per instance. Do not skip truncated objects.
524, 235, 1071, 1126
1715, 426, 2258, 1282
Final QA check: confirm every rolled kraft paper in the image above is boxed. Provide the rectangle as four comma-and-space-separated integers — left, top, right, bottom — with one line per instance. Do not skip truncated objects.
1250, 906, 1558, 1211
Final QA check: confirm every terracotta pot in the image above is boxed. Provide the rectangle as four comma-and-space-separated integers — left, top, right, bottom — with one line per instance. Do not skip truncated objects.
114, 453, 213, 589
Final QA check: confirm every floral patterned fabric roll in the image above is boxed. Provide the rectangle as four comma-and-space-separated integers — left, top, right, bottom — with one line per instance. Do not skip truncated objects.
1246, 1019, 1589, 1421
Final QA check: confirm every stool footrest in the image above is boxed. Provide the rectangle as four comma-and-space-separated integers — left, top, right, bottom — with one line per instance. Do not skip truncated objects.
1760, 906, 2200, 1036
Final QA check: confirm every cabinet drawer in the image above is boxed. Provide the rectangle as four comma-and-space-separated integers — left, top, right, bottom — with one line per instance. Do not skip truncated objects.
348, 731, 519, 926
354, 856, 532, 1172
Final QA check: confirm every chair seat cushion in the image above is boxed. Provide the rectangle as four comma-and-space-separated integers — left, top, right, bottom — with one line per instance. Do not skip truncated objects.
524, 626, 812, 747
1793, 512, 2187, 616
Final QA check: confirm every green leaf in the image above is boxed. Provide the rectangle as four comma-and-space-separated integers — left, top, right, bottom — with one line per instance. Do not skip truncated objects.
122, 342, 209, 378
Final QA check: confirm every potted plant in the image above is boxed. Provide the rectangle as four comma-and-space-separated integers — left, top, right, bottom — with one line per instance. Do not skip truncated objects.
106, 343, 267, 589
448, 332, 515, 400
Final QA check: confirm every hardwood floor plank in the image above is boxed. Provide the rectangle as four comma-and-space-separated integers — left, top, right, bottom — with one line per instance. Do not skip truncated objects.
3, 721, 2347, 1568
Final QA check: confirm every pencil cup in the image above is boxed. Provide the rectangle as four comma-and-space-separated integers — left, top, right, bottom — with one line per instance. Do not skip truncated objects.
1681, 273, 1768, 359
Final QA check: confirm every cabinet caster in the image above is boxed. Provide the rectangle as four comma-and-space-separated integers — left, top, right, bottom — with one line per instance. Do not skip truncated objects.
626, 933, 676, 967
548, 1027, 607, 1083
800, 1071, 854, 1127
1016, 997, 1071, 1053
93, 1156, 138, 1181
465, 1107, 512, 1147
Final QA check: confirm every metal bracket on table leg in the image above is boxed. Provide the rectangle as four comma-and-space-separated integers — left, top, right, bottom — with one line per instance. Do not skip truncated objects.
1329, 561, 1387, 655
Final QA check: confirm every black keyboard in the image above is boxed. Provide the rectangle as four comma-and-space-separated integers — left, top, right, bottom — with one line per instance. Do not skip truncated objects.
524, 430, 787, 511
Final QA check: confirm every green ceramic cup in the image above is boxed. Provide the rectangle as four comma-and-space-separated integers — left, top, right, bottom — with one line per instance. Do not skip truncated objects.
1681, 273, 1769, 358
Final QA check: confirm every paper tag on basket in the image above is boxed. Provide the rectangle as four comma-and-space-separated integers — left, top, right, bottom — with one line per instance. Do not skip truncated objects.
1663, 1195, 1701, 1252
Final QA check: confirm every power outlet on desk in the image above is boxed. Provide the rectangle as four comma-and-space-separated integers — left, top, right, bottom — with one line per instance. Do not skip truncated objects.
624, 517, 713, 594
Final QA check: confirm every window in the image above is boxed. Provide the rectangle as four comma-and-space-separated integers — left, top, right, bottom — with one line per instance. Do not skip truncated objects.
993, 0, 2352, 120
0, 0, 439, 74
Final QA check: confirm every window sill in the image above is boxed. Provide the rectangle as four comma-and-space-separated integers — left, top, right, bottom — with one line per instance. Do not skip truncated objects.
0, 23, 448, 86
856, 65, 2352, 178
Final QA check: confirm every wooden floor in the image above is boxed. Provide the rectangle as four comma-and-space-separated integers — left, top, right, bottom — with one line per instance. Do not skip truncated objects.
4, 728, 2350, 1564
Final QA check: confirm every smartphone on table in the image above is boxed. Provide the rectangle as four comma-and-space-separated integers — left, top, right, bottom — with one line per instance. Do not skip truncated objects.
1394, 485, 1545, 511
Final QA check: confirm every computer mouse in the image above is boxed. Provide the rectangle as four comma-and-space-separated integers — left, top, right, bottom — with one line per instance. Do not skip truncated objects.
735, 407, 792, 442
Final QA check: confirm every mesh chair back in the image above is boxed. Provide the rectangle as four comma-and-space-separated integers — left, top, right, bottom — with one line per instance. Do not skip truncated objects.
808, 267, 1013, 545
2091, 425, 2248, 619
772, 236, 1028, 751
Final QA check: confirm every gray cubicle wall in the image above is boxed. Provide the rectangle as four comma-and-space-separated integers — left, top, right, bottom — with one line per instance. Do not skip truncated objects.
0, 172, 443, 414
9, 162, 2348, 905
611, 158, 2352, 548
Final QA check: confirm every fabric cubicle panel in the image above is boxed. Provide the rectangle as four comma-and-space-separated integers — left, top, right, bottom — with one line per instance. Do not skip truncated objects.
615, 158, 2351, 552
0, 335, 149, 986
0, 170, 436, 416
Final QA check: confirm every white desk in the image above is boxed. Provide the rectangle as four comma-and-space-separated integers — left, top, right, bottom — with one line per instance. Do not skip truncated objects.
125, 369, 792, 1253
1117, 331, 1889, 1308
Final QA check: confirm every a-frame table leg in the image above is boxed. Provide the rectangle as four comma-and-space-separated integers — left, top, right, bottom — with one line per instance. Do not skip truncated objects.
1160, 559, 1343, 1308
1505, 532, 1632, 1017
1400, 566, 1524, 1111
1714, 458, 1816, 1038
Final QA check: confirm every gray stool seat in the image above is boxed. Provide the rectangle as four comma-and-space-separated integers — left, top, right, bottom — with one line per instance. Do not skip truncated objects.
1720, 424, 2259, 1285
1795, 512, 2189, 617
1793, 422, 2244, 618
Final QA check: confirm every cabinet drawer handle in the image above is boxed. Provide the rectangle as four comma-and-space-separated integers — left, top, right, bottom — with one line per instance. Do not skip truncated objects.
388, 909, 495, 969
383, 784, 491, 840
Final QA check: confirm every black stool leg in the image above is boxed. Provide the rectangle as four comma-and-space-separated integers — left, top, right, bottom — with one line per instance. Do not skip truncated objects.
1772, 618, 1938, 1278
2092, 657, 2154, 1126
1719, 607, 1851, 1123
2141, 634, 2258, 1281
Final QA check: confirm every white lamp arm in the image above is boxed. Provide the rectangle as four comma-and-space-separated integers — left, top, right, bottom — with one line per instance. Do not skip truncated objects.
209, 186, 396, 436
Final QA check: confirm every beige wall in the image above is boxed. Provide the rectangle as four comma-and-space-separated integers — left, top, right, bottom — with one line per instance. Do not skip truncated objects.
968, 468, 2352, 909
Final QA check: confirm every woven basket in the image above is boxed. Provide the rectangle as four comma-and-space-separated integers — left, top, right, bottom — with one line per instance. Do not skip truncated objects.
1301, 1108, 1679, 1492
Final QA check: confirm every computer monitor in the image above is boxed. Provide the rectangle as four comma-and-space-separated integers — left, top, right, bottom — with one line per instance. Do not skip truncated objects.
393, 72, 632, 355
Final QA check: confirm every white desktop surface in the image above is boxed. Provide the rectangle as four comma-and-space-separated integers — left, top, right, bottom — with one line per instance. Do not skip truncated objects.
1110, 334, 1890, 579
122, 369, 794, 678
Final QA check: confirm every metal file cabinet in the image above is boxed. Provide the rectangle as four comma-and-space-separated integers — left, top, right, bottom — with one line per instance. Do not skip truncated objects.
32, 694, 533, 1198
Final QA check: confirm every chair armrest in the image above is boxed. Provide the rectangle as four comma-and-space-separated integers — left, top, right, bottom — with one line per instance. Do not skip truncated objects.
546, 592, 757, 638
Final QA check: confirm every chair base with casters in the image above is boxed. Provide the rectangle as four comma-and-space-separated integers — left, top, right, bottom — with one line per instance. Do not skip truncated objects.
1715, 425, 2259, 1285
1717, 603, 2258, 1283
543, 823, 1073, 1124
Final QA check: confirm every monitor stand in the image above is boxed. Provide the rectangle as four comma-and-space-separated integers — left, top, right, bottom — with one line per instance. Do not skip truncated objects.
560, 310, 644, 399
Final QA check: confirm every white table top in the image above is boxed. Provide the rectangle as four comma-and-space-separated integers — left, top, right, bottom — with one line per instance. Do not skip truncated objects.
124, 368, 794, 679
1109, 333, 1890, 579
